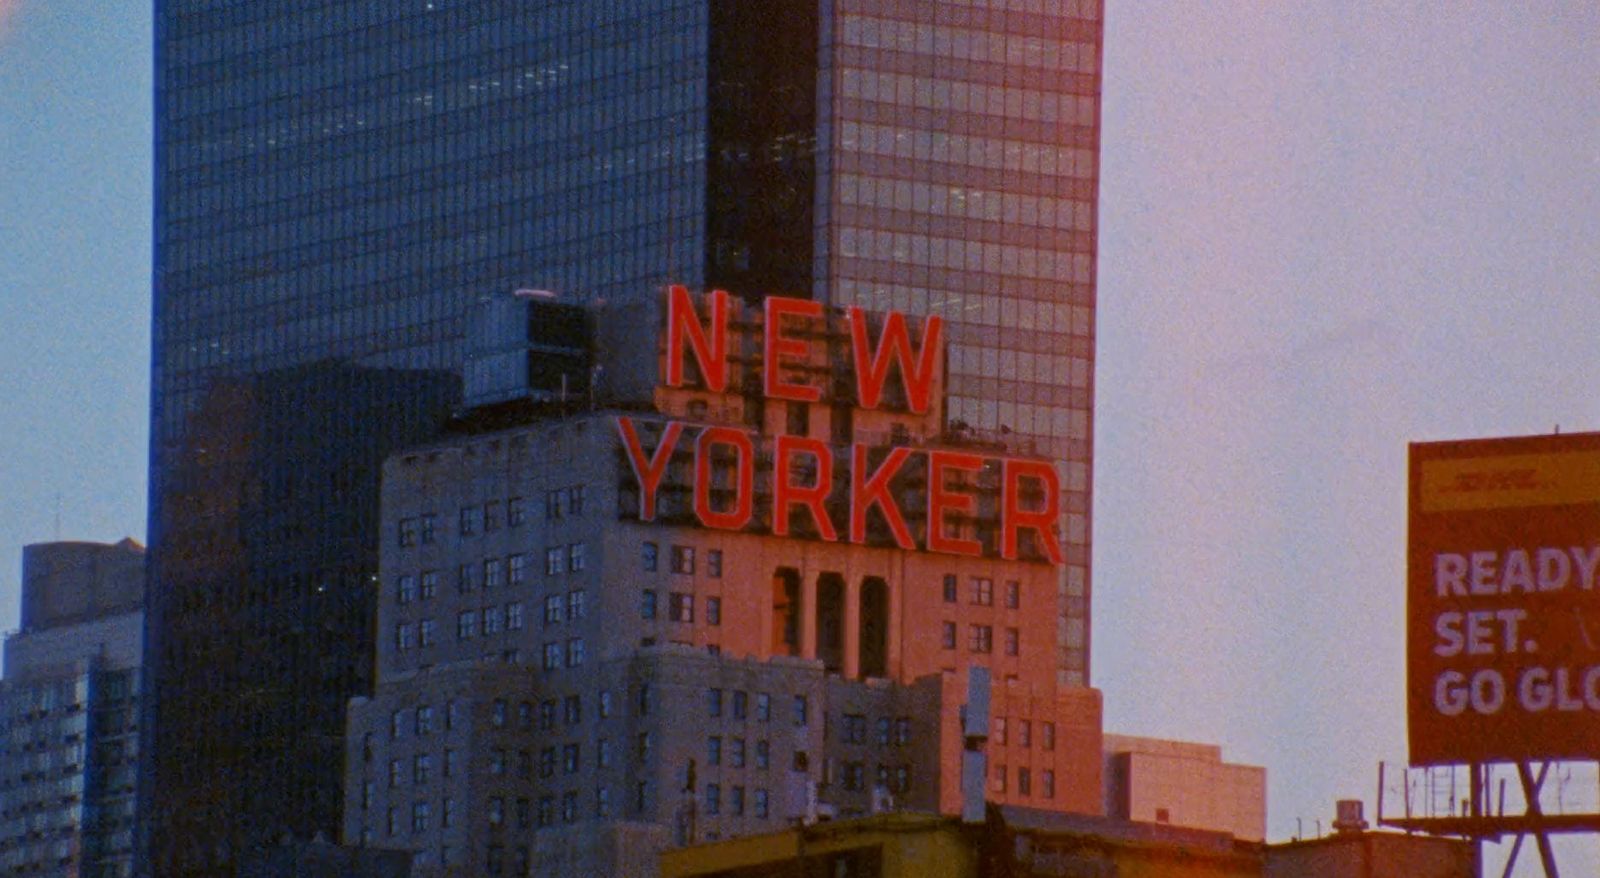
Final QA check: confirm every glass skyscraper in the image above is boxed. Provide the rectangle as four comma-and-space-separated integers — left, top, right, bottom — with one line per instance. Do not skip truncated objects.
147, 1, 1098, 873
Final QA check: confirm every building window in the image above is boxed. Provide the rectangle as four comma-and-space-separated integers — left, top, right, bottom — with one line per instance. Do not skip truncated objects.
413, 753, 431, 784
564, 695, 582, 725
506, 602, 523, 630
1042, 722, 1056, 751
488, 796, 504, 825
518, 701, 533, 729
394, 623, 413, 651
705, 783, 720, 815
396, 575, 416, 605
483, 605, 503, 635
941, 621, 957, 650
484, 558, 503, 589
970, 577, 994, 606
545, 489, 563, 520
385, 807, 397, 837
755, 789, 770, 819
507, 497, 525, 527
969, 624, 993, 653
459, 506, 479, 537
538, 796, 554, 827
539, 700, 556, 730
456, 611, 476, 641
545, 547, 564, 576
415, 705, 433, 735
731, 737, 747, 768
420, 570, 438, 600
543, 643, 561, 670
567, 637, 585, 667
398, 518, 416, 548
457, 563, 475, 593
1018, 767, 1032, 796
793, 695, 808, 726
842, 762, 865, 791
732, 690, 747, 719
994, 718, 1007, 745
875, 717, 891, 745
1042, 769, 1056, 798
492, 699, 508, 727
544, 594, 565, 626
638, 683, 651, 716
567, 589, 586, 620
993, 763, 1008, 794
599, 690, 613, 718
388, 759, 401, 787
942, 574, 958, 603
708, 550, 723, 577
539, 747, 555, 778
731, 785, 746, 816
669, 593, 694, 622
1005, 627, 1020, 656
562, 791, 577, 823
706, 597, 722, 626
412, 801, 430, 833
755, 739, 770, 769
641, 590, 658, 619
643, 542, 659, 571
756, 693, 771, 722
567, 485, 585, 515
793, 750, 809, 772
508, 554, 528, 586
707, 688, 723, 717
671, 545, 695, 574
598, 738, 612, 767
516, 796, 530, 827
446, 700, 461, 730
568, 542, 586, 572
843, 714, 867, 743
484, 501, 500, 532
894, 765, 911, 794
1005, 580, 1021, 609
419, 514, 436, 544
596, 786, 611, 818
708, 736, 722, 766
563, 743, 580, 774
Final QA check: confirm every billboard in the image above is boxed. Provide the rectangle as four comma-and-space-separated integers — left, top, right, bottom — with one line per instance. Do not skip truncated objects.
1408, 431, 1600, 765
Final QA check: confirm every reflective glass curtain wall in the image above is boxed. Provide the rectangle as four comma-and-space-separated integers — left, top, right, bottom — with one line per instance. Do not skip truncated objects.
147, 2, 707, 873
819, 0, 1102, 685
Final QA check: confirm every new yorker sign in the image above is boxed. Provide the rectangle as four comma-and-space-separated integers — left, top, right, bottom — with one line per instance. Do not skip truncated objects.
615, 286, 1064, 565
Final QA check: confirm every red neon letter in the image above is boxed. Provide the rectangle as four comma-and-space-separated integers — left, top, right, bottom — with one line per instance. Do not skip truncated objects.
773, 435, 838, 541
848, 445, 915, 550
617, 417, 684, 521
849, 307, 943, 412
1002, 458, 1064, 565
694, 426, 755, 531
763, 296, 823, 402
926, 450, 984, 557
666, 285, 729, 391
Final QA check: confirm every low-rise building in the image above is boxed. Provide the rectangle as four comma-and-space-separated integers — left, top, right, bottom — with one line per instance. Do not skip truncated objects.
0, 539, 145, 878
1103, 733, 1266, 842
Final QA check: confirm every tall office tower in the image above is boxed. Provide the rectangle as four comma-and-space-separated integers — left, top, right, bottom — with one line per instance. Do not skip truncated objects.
149, 1, 1099, 872
1, 540, 145, 877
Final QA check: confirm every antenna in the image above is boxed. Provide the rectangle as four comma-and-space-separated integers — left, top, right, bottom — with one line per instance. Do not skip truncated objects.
54, 493, 62, 540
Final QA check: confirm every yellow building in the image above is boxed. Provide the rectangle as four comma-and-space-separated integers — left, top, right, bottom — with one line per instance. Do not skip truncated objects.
660, 808, 1261, 878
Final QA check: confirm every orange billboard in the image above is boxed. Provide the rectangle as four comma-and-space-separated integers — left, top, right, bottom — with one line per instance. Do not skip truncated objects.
1409, 431, 1600, 766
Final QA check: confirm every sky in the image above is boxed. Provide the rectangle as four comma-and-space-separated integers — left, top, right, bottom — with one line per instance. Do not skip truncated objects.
1, 1, 1598, 871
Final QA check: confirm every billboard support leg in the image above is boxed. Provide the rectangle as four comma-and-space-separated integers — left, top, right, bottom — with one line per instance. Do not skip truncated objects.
1515, 761, 1559, 878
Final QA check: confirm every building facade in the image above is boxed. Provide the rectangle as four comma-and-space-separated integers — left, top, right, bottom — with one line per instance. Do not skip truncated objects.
148, 2, 1101, 870
344, 292, 1103, 874
1102, 734, 1267, 843
0, 540, 145, 877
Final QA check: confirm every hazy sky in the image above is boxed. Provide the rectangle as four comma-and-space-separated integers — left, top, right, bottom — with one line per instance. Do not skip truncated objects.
2, 1, 1597, 871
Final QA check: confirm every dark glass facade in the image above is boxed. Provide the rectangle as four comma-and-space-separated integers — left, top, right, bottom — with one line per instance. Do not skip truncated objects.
148, 0, 1098, 872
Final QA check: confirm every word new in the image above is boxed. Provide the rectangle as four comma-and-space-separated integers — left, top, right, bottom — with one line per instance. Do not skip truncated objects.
665, 285, 943, 411
616, 417, 1063, 565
